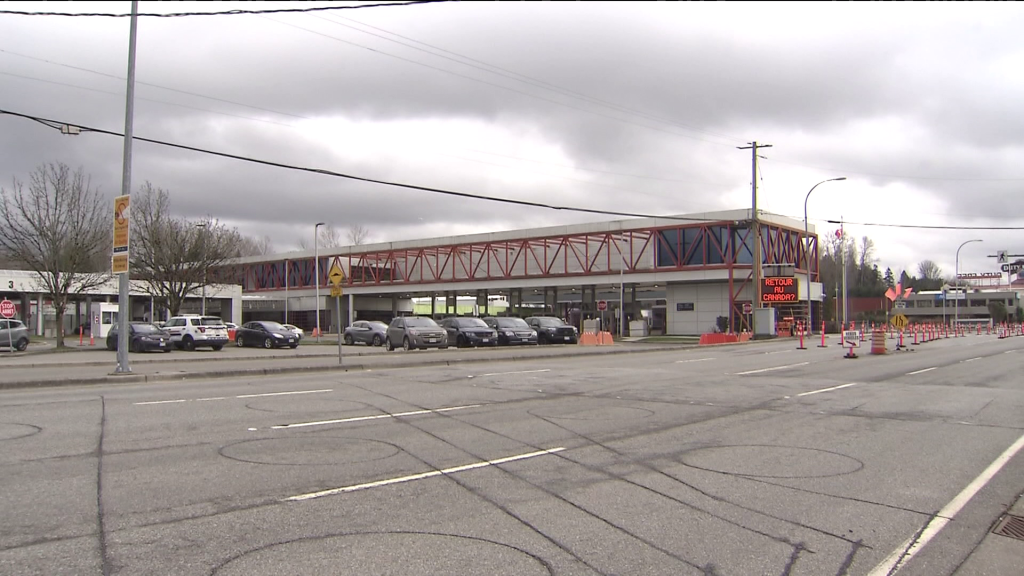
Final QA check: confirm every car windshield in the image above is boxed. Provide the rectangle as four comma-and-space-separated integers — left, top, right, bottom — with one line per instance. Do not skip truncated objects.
457, 318, 489, 328
133, 324, 162, 334
260, 321, 286, 331
199, 317, 225, 326
496, 318, 529, 329
535, 317, 567, 327
369, 321, 388, 329
405, 317, 438, 328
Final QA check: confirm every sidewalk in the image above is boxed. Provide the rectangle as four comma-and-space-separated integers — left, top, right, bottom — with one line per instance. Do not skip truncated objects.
0, 337, 697, 390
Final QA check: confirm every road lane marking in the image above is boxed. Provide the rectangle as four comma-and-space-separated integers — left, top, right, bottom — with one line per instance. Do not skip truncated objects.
676, 358, 714, 364
961, 357, 982, 363
765, 350, 792, 355
868, 431, 1024, 576
471, 369, 551, 378
735, 362, 809, 375
134, 388, 333, 405
796, 383, 857, 397
286, 447, 566, 502
236, 389, 334, 399
906, 367, 936, 375
271, 404, 482, 429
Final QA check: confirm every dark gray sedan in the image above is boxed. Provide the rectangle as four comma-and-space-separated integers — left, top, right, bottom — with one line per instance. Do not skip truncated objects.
483, 316, 538, 346
385, 316, 448, 351
106, 322, 173, 353
343, 320, 388, 346
235, 321, 300, 349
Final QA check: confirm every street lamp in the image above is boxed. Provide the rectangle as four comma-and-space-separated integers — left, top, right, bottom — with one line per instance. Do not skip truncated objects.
804, 177, 846, 334
195, 222, 207, 316
314, 222, 326, 342
955, 239, 983, 327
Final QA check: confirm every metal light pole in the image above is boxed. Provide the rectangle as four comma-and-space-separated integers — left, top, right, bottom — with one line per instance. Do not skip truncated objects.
284, 259, 289, 324
803, 177, 845, 334
114, 0, 139, 375
195, 222, 207, 315
314, 222, 326, 342
955, 239, 983, 327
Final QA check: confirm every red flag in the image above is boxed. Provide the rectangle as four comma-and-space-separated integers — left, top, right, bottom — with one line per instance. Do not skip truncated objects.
835, 228, 843, 239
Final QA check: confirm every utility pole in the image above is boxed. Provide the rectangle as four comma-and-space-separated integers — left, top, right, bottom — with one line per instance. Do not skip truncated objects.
114, 0, 139, 375
737, 142, 771, 329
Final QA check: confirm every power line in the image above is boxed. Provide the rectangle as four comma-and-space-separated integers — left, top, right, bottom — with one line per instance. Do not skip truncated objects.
263, 16, 739, 148
314, 13, 745, 144
0, 1, 446, 18
767, 156, 1024, 183
0, 107, 722, 223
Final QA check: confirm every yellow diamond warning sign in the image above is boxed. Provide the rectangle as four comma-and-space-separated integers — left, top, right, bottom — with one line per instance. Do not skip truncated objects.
890, 313, 908, 330
327, 257, 345, 287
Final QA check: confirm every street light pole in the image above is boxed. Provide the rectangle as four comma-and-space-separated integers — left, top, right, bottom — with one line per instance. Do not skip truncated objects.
955, 239, 983, 327
314, 222, 326, 342
195, 222, 207, 315
803, 177, 846, 334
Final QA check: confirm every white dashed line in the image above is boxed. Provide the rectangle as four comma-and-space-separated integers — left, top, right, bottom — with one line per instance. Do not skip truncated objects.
472, 369, 551, 378
134, 389, 333, 405
796, 383, 857, 397
675, 358, 714, 364
906, 367, 937, 375
286, 447, 566, 502
735, 362, 810, 375
961, 357, 982, 363
271, 404, 482, 430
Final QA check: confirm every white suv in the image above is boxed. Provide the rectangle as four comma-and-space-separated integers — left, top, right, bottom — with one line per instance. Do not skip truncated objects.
163, 315, 230, 351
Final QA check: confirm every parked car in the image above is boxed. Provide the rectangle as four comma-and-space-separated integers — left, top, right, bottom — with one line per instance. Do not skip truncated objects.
235, 321, 300, 349
163, 315, 230, 351
0, 319, 30, 352
282, 323, 304, 339
106, 322, 172, 353
482, 316, 538, 346
385, 316, 448, 351
439, 317, 498, 348
343, 320, 388, 346
525, 316, 579, 344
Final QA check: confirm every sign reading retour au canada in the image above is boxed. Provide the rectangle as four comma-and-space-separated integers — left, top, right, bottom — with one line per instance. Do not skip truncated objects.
761, 277, 798, 303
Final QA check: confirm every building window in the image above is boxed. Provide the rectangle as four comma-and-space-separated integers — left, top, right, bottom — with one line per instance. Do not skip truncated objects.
970, 299, 986, 308
916, 300, 932, 308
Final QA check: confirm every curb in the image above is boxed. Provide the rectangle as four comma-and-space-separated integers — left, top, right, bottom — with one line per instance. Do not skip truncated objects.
0, 343, 699, 390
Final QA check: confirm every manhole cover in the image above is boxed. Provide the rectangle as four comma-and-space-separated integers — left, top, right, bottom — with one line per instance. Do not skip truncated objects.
992, 514, 1024, 541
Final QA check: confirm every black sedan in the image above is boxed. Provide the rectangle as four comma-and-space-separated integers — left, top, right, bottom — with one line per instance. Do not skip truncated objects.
106, 323, 173, 353
483, 317, 539, 346
235, 321, 300, 349
439, 317, 498, 348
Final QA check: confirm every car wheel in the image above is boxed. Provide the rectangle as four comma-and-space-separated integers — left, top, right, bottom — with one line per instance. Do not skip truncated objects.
106, 339, 116, 351
182, 336, 195, 351
289, 343, 298, 349
130, 339, 142, 353
236, 336, 244, 347
344, 334, 354, 346
15, 338, 29, 352
403, 337, 412, 351
440, 345, 448, 350
372, 334, 382, 347
212, 345, 223, 351
263, 337, 273, 349
385, 337, 394, 351
456, 335, 466, 348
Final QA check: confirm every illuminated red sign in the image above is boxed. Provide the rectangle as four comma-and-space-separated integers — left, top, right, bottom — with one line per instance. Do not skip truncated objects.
761, 277, 799, 303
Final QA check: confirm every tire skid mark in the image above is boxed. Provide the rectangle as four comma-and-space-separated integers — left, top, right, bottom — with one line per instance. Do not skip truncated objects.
95, 395, 112, 576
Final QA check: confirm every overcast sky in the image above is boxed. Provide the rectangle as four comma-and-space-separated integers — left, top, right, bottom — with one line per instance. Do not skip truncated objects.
2, 1, 1023, 282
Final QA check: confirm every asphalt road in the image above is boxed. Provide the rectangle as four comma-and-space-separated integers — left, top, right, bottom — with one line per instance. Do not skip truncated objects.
2, 334, 1023, 575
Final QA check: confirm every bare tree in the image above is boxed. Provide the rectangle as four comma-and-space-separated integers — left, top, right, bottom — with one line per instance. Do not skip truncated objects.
0, 163, 110, 347
234, 233, 273, 257
298, 224, 344, 250
348, 224, 369, 246
130, 183, 250, 317
917, 259, 942, 281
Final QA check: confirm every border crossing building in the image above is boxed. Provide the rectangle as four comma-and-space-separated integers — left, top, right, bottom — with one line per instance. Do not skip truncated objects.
219, 209, 824, 336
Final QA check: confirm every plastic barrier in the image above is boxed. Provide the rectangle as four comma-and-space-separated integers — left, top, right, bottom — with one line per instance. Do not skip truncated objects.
227, 328, 236, 342
870, 329, 887, 355
698, 333, 750, 346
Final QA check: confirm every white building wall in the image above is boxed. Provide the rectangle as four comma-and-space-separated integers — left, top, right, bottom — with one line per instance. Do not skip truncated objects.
666, 282, 732, 335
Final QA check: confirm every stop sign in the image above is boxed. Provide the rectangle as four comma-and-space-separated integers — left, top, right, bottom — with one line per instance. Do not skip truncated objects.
742, 302, 753, 314
597, 300, 607, 311
0, 299, 15, 319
